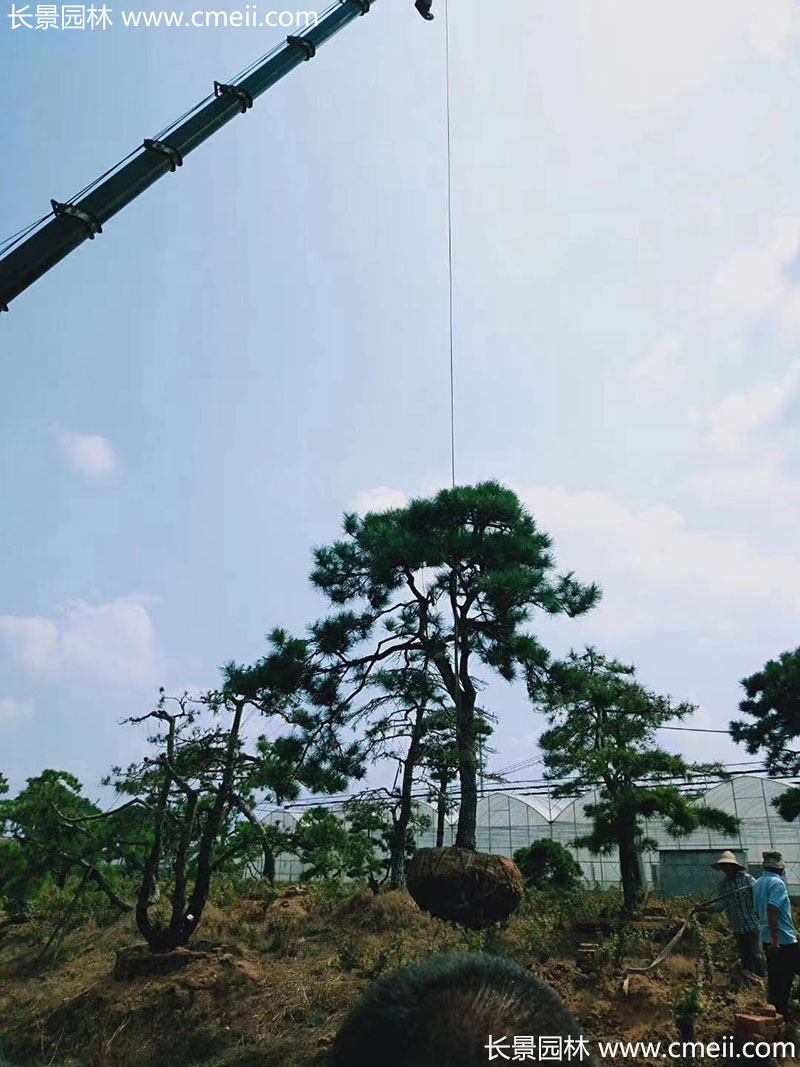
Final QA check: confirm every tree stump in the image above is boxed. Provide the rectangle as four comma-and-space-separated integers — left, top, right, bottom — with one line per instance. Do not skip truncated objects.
406, 847, 524, 928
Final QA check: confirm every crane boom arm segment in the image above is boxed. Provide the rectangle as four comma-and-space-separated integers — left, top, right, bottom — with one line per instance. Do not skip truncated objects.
0, 0, 430, 313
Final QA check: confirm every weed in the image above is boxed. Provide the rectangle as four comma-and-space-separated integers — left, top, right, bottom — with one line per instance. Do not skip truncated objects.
368, 932, 409, 977
589, 934, 620, 975
265, 917, 299, 957
460, 927, 487, 953
337, 941, 366, 972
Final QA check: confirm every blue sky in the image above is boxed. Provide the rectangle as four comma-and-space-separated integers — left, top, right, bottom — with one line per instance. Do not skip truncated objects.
2, 0, 800, 799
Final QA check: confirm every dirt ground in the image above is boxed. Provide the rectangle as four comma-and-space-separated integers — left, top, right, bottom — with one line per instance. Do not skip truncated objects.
1, 885, 798, 1066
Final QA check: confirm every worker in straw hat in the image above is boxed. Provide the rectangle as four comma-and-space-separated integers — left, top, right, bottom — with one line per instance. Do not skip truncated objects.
697, 850, 763, 976
754, 851, 800, 1021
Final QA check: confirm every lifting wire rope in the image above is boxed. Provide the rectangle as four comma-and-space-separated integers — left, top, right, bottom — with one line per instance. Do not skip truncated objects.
445, 0, 455, 493
442, 0, 468, 820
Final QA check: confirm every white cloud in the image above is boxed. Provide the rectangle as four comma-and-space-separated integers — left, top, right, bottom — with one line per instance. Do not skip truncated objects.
687, 463, 800, 510
702, 361, 800, 457
577, 0, 800, 115
0, 596, 159, 685
352, 487, 409, 515
749, 0, 800, 58
712, 217, 800, 340
629, 335, 687, 396
0, 616, 58, 672
58, 429, 117, 481
0, 698, 30, 731
519, 485, 800, 636
683, 361, 800, 514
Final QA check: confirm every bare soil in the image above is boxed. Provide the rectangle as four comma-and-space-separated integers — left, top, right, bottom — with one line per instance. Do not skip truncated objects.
1, 885, 797, 1066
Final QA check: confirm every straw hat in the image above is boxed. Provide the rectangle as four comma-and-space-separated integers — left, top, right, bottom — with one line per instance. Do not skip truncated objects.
712, 850, 745, 871
762, 850, 785, 873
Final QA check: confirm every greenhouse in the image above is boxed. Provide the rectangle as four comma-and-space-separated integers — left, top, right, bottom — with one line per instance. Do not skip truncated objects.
263, 775, 800, 893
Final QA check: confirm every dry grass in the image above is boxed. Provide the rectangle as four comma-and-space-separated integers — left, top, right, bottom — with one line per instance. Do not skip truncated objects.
0, 886, 788, 1066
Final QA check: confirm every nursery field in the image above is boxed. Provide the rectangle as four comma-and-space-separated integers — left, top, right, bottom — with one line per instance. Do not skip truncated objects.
0, 883, 793, 1067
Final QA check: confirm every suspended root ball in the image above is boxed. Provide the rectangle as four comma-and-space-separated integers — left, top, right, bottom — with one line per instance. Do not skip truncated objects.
405, 847, 524, 928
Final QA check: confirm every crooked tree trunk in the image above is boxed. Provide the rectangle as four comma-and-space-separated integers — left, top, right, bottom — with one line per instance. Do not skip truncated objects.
183, 699, 246, 945
136, 699, 245, 952
136, 745, 174, 951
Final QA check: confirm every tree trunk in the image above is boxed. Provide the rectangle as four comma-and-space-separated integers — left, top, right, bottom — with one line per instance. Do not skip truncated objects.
618, 821, 642, 911
389, 816, 410, 889
389, 707, 426, 889
183, 698, 246, 944
454, 693, 478, 851
136, 748, 174, 951
262, 844, 275, 884
436, 774, 448, 848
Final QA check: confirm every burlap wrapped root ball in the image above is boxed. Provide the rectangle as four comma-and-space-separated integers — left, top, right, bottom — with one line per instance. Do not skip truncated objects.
406, 847, 524, 928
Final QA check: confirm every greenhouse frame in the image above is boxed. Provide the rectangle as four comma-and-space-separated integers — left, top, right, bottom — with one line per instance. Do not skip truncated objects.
262, 775, 800, 894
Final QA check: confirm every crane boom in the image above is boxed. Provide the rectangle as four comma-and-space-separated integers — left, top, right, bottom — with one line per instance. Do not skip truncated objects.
0, 0, 433, 313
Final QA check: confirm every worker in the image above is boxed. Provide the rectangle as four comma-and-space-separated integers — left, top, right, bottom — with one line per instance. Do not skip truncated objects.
415, 0, 434, 19
754, 851, 800, 1021
697, 850, 763, 976
330, 952, 595, 1066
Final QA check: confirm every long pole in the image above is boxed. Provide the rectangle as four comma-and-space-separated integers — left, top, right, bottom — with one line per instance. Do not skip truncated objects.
0, 0, 390, 312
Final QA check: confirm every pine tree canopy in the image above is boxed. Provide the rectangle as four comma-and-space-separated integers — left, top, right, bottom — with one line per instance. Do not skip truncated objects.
534, 649, 738, 856
730, 647, 800, 776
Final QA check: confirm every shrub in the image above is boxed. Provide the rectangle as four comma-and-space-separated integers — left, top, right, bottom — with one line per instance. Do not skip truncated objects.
513, 840, 583, 891
26, 875, 122, 936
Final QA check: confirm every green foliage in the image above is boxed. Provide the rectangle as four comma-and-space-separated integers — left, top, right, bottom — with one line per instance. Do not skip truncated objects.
305, 877, 353, 916
588, 933, 620, 975
104, 673, 363, 952
532, 649, 738, 907
288, 798, 431, 891
460, 926, 489, 953
337, 940, 367, 972
271, 482, 599, 849
290, 807, 383, 886
25, 874, 123, 939
672, 983, 702, 1026
731, 647, 800, 774
367, 931, 409, 977
731, 648, 800, 821
513, 839, 583, 891
207, 877, 241, 909
0, 770, 131, 913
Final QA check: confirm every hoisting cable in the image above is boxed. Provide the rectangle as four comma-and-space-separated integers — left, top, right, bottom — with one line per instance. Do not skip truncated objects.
442, 0, 466, 835
445, 0, 455, 491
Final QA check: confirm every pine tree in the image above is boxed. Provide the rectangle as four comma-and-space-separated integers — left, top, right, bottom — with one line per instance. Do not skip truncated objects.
731, 647, 800, 819
270, 482, 598, 851
532, 649, 737, 909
